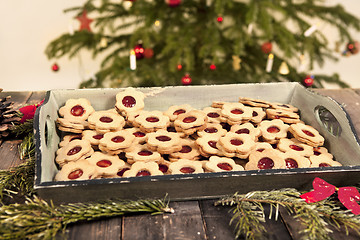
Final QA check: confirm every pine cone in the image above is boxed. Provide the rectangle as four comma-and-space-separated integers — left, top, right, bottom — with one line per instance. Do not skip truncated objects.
0, 89, 21, 141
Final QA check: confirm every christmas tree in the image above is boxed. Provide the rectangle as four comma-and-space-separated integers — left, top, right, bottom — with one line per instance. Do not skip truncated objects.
45, 0, 360, 88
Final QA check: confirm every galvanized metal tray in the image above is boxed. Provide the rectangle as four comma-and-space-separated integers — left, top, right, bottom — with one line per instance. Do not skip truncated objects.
34, 83, 360, 204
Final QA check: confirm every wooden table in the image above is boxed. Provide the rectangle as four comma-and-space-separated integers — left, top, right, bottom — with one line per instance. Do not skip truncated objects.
1, 89, 360, 240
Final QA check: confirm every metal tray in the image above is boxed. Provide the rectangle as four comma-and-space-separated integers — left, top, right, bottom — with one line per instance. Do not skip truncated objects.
34, 83, 360, 204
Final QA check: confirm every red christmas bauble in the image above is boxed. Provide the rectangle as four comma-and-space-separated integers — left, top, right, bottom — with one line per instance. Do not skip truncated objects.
217, 16, 223, 23
303, 75, 314, 87
144, 48, 154, 58
51, 63, 59, 72
181, 74, 192, 85
166, 0, 181, 7
134, 44, 144, 59
261, 42, 272, 54
210, 64, 216, 70
177, 64, 183, 70
347, 41, 359, 55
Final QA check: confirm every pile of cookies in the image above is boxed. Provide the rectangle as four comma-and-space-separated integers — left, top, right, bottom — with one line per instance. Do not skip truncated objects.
54, 88, 342, 181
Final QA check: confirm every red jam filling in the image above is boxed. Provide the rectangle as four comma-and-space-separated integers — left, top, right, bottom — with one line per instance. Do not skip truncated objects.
207, 112, 220, 118
183, 116, 197, 123
138, 150, 153, 156
180, 167, 195, 174
93, 134, 104, 140
156, 135, 171, 142
180, 145, 192, 153
208, 141, 218, 149
136, 170, 151, 176
289, 144, 304, 151
173, 109, 186, 115
99, 116, 113, 123
231, 109, 244, 114
146, 117, 159, 123
235, 129, 250, 134
70, 105, 85, 117
68, 169, 83, 179
217, 163, 233, 171
159, 164, 169, 173
257, 157, 274, 169
267, 126, 280, 133
111, 136, 125, 143
204, 128, 218, 133
230, 139, 243, 146
302, 129, 315, 137
285, 158, 298, 169
67, 146, 82, 156
319, 163, 331, 167
122, 96, 136, 108
257, 148, 265, 152
314, 151, 321, 156
117, 168, 130, 177
252, 111, 258, 117
133, 131, 146, 137
96, 160, 112, 168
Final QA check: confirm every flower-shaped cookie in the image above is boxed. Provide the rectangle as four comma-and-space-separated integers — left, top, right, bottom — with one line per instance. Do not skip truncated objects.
238, 97, 271, 108
133, 110, 170, 133
56, 118, 88, 134
195, 134, 223, 157
169, 159, 204, 174
259, 119, 289, 144
115, 88, 145, 115
266, 109, 301, 124
289, 123, 325, 147
125, 144, 162, 163
87, 151, 126, 177
88, 110, 125, 133
230, 122, 261, 141
55, 139, 94, 166
245, 149, 285, 170
55, 159, 98, 181
251, 142, 273, 153
59, 98, 95, 121
146, 129, 182, 154
202, 107, 222, 123
279, 151, 311, 169
82, 130, 104, 149
169, 138, 201, 161
174, 110, 208, 135
123, 161, 163, 177
277, 138, 313, 157
217, 132, 256, 158
164, 104, 194, 121
270, 102, 298, 112
59, 134, 82, 147
204, 156, 244, 172
312, 147, 333, 159
197, 123, 227, 138
220, 102, 253, 125
309, 155, 342, 168
157, 159, 172, 174
99, 130, 135, 155
249, 107, 266, 124
124, 127, 148, 144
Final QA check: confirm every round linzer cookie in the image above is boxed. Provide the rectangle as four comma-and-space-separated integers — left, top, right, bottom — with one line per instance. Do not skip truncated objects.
87, 151, 126, 177
249, 107, 266, 125
115, 88, 145, 116
277, 138, 313, 157
289, 122, 325, 147
220, 102, 253, 125
59, 98, 95, 121
164, 104, 194, 121
174, 110, 208, 135
217, 132, 256, 158
146, 129, 182, 154
125, 144, 162, 163
55, 139, 94, 166
279, 151, 311, 169
59, 134, 83, 147
169, 138, 201, 161
269, 102, 298, 112
133, 110, 170, 133
258, 119, 289, 144
99, 130, 136, 155
245, 149, 285, 170
56, 118, 88, 134
309, 155, 342, 168
168, 159, 204, 174
87, 110, 125, 133
82, 130, 104, 149
195, 134, 223, 157
123, 161, 164, 177
197, 123, 227, 138
204, 156, 244, 172
55, 159, 98, 181
230, 122, 261, 141
238, 97, 271, 108
202, 107, 222, 123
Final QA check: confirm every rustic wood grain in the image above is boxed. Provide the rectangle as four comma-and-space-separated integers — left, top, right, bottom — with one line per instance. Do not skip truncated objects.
0, 140, 23, 169
0, 91, 32, 110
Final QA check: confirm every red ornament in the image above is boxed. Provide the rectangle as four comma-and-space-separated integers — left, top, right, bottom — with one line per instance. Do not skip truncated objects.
144, 48, 154, 58
166, 0, 181, 7
76, 10, 93, 32
347, 41, 359, 55
19, 99, 44, 123
261, 42, 272, 54
52, 63, 60, 72
134, 44, 145, 59
181, 74, 192, 85
217, 16, 223, 23
303, 75, 314, 87
210, 64, 216, 70
177, 64, 183, 70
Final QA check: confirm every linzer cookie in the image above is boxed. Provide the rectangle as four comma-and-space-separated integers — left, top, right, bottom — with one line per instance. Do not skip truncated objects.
202, 107, 222, 123
217, 132, 255, 158
279, 151, 311, 169
204, 156, 244, 172
230, 122, 261, 141
125, 144, 162, 163
251, 142, 274, 153
58, 98, 95, 121
164, 104, 194, 121
82, 130, 104, 149
123, 161, 164, 177
238, 97, 271, 108
87, 110, 125, 133
220, 102, 253, 125
259, 119, 289, 144
56, 118, 88, 134
266, 109, 301, 124
195, 134, 223, 157
277, 138, 313, 157
87, 151, 126, 177
169, 138, 201, 161
157, 159, 172, 174
55, 159, 98, 181
115, 88, 145, 116
245, 149, 285, 170
111, 163, 131, 178
197, 123, 227, 138
99, 130, 135, 155
309, 155, 342, 168
124, 127, 147, 144
146, 129, 182, 154
289, 123, 324, 147
133, 110, 170, 133
312, 147, 333, 159
59, 134, 82, 148
249, 107, 266, 124
168, 159, 204, 174
174, 110, 208, 135
55, 139, 94, 167
270, 102, 298, 112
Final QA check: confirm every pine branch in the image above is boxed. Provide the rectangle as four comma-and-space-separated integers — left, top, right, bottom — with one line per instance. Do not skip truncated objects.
215, 189, 360, 240
0, 196, 172, 240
